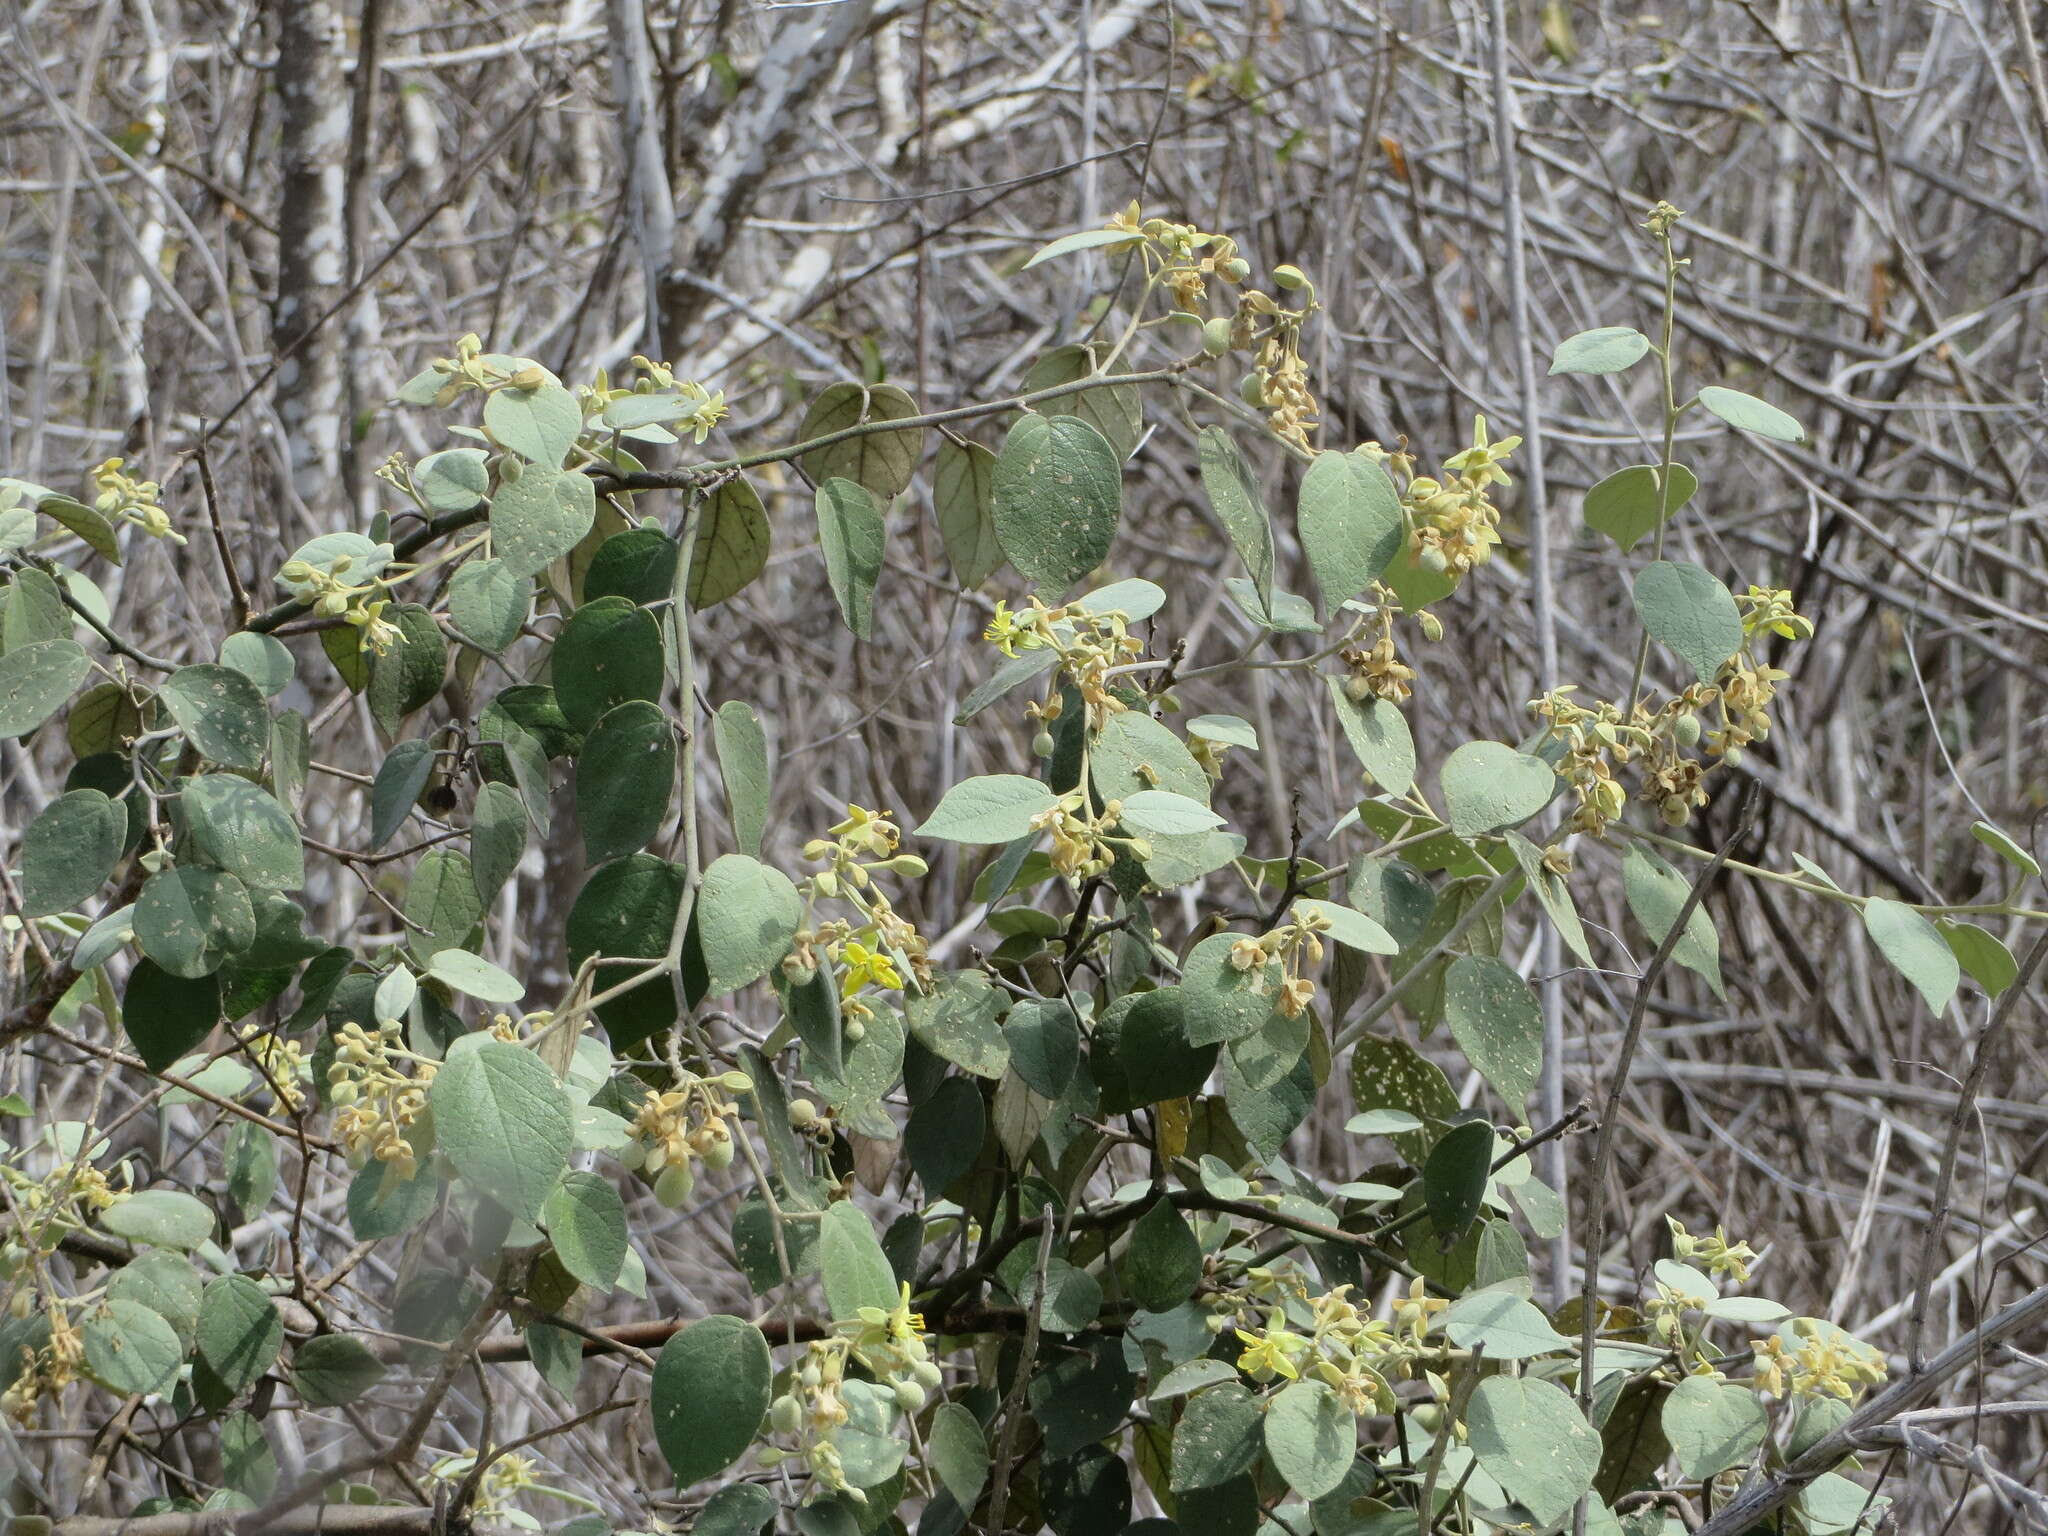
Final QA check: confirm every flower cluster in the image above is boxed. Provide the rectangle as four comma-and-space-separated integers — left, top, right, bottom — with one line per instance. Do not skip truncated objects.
984, 595, 1146, 735
1225, 901, 1337, 1020
1750, 1318, 1887, 1402
1668, 1217, 1759, 1283
0, 1305, 83, 1424
603, 355, 727, 445
1363, 417, 1520, 582
1531, 587, 1809, 834
619, 1069, 751, 1209
0, 1155, 126, 1279
277, 552, 403, 655
241, 1025, 309, 1112
89, 457, 182, 544
1338, 589, 1422, 707
762, 1282, 942, 1502
793, 807, 933, 1021
1214, 1266, 1433, 1416
328, 1021, 437, 1185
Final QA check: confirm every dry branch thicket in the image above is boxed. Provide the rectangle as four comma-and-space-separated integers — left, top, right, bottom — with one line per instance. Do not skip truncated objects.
4, 0, 2048, 1532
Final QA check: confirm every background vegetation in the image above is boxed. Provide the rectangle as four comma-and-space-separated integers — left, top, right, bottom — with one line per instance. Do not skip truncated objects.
2, 1, 2046, 1533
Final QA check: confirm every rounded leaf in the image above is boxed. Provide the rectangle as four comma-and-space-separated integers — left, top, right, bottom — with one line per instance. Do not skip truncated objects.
651, 1316, 773, 1486
992, 414, 1121, 593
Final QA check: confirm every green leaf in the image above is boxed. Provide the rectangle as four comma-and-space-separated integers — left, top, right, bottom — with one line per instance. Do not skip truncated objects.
1180, 931, 1284, 1047
687, 474, 771, 608
1121, 1197, 1202, 1312
491, 463, 597, 578
816, 477, 887, 639
470, 780, 526, 903
101, 1189, 215, 1249
1444, 955, 1543, 1105
1022, 344, 1144, 461
1421, 1119, 1492, 1241
992, 414, 1121, 593
161, 664, 269, 769
697, 853, 803, 995
1440, 1289, 1572, 1358
80, 1298, 184, 1396
1622, 843, 1724, 997
1327, 680, 1415, 796
3, 567, 69, 647
918, 774, 1058, 843
66, 681, 147, 758
1863, 896, 1958, 1014
413, 448, 490, 511
290, 1334, 386, 1406
367, 739, 435, 851
541, 1170, 628, 1292
1582, 462, 1699, 552
552, 596, 664, 735
0, 638, 90, 738
1264, 1379, 1355, 1500
220, 1412, 278, 1502
1661, 1375, 1767, 1480
904, 1074, 983, 1193
122, 962, 221, 1071
565, 853, 686, 1048
1439, 740, 1555, 837
484, 380, 584, 465
1505, 829, 1594, 967
713, 701, 771, 857
1293, 898, 1397, 955
366, 603, 448, 734
820, 1202, 899, 1317
180, 774, 304, 892
1697, 384, 1804, 443
218, 632, 295, 697
798, 383, 924, 499
42, 496, 122, 563
136, 866, 255, 978
225, 1121, 278, 1217
1548, 326, 1650, 375
1466, 1376, 1601, 1526
1633, 561, 1742, 685
577, 700, 674, 863
1971, 819, 2039, 876
1092, 710, 1210, 804
1170, 1382, 1264, 1491
429, 1039, 573, 1222
1021, 226, 1145, 268
1299, 450, 1403, 613
20, 789, 124, 917
906, 970, 1010, 1078
929, 1402, 990, 1508
447, 559, 531, 654
1118, 789, 1225, 836
586, 526, 678, 606
197, 1274, 284, 1395
935, 436, 1003, 588
1942, 920, 2018, 997
1197, 428, 1274, 614
404, 848, 483, 965
426, 948, 525, 1004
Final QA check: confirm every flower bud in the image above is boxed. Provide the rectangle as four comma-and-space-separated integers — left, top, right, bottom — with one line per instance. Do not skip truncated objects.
1417, 611, 1444, 643
1238, 374, 1266, 408
1201, 317, 1235, 356
1660, 796, 1691, 827
1673, 713, 1701, 748
789, 1098, 819, 1129
845, 1020, 866, 1044
1272, 264, 1308, 290
892, 1378, 927, 1412
1722, 745, 1745, 769
769, 1394, 803, 1433
700, 1134, 736, 1172
1032, 730, 1055, 758
1219, 257, 1251, 283
508, 365, 547, 390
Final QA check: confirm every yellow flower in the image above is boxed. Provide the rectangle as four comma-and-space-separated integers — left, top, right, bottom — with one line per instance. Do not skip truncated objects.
1234, 1326, 1303, 1381
1441, 414, 1521, 489
838, 940, 902, 997
983, 601, 1035, 657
